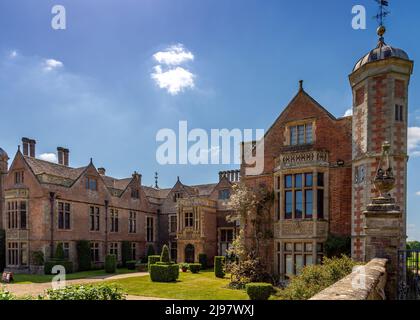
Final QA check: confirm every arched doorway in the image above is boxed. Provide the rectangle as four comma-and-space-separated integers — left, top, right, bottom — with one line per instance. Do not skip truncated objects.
184, 244, 195, 263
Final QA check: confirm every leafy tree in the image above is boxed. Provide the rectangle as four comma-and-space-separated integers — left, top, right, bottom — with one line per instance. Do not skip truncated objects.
407, 241, 420, 251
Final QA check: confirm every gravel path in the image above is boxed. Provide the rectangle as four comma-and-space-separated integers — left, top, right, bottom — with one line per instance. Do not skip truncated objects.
2, 272, 170, 300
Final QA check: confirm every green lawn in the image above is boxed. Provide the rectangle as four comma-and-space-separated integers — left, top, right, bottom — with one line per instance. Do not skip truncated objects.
13, 268, 136, 284
106, 270, 248, 300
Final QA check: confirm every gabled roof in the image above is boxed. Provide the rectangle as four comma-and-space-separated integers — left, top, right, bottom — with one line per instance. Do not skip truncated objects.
24, 156, 87, 181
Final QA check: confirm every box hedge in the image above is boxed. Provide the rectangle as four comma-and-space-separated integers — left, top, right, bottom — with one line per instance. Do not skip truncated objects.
189, 263, 201, 274
148, 255, 161, 271
76, 240, 91, 271
150, 264, 179, 282
245, 283, 273, 300
44, 259, 74, 275
105, 254, 117, 273
198, 253, 207, 269
160, 245, 171, 263
214, 256, 225, 278
126, 260, 137, 270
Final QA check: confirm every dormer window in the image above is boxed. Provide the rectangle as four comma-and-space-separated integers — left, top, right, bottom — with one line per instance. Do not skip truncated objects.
86, 177, 97, 191
14, 171, 24, 185
289, 123, 313, 146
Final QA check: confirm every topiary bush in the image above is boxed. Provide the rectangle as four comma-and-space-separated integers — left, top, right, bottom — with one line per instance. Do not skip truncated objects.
146, 244, 155, 258
45, 284, 126, 300
150, 264, 179, 282
160, 245, 171, 263
245, 283, 273, 300
189, 263, 201, 274
0, 229, 5, 273
105, 255, 117, 273
214, 256, 225, 278
55, 243, 65, 260
31, 251, 45, 266
198, 253, 207, 270
126, 260, 137, 270
44, 260, 74, 275
76, 240, 91, 271
121, 241, 131, 267
148, 255, 161, 271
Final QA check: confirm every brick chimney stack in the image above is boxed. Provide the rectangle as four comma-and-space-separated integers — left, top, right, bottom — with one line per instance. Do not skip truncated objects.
98, 167, 106, 175
57, 147, 70, 166
22, 138, 36, 157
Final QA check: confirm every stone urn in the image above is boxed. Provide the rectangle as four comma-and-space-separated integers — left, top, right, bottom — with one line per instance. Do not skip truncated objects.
373, 142, 396, 198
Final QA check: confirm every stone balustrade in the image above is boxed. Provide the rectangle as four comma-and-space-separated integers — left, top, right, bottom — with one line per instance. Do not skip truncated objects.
275, 150, 329, 170
310, 258, 388, 300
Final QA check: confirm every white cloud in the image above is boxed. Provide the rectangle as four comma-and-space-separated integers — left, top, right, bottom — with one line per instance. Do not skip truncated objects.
43, 58, 63, 71
416, 191, 420, 196
344, 108, 353, 117
151, 65, 195, 95
9, 50, 18, 59
38, 153, 57, 163
153, 44, 194, 65
408, 127, 420, 157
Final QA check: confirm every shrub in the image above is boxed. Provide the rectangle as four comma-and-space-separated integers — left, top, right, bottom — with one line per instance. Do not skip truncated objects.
0, 229, 5, 272
135, 262, 148, 272
245, 283, 273, 300
44, 260, 73, 275
278, 255, 358, 300
105, 255, 117, 273
55, 243, 65, 260
0, 288, 15, 300
225, 254, 271, 289
180, 263, 189, 272
324, 235, 351, 258
76, 240, 91, 272
146, 244, 155, 258
126, 260, 137, 270
189, 263, 201, 274
31, 251, 45, 266
121, 241, 131, 267
160, 245, 171, 263
150, 264, 179, 282
214, 256, 225, 278
45, 284, 126, 300
198, 253, 207, 269
148, 255, 161, 271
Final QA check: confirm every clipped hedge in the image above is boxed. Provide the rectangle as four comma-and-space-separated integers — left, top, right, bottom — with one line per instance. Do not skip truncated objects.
44, 259, 74, 275
189, 263, 201, 274
121, 241, 131, 267
148, 255, 161, 271
245, 283, 273, 300
150, 264, 179, 282
161, 245, 171, 263
0, 229, 5, 272
198, 253, 207, 270
126, 260, 137, 270
105, 255, 117, 273
214, 256, 225, 278
76, 240, 91, 272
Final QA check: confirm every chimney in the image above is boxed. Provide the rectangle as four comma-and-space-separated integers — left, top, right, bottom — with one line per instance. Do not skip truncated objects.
132, 171, 142, 185
63, 148, 69, 166
29, 139, 36, 158
57, 147, 65, 165
22, 138, 30, 156
98, 167, 106, 175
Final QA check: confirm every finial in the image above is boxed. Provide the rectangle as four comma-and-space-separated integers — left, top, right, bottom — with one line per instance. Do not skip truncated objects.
154, 172, 159, 189
17, 145, 21, 152
374, 0, 390, 42
90, 157, 93, 164
177, 176, 180, 182
299, 80, 304, 91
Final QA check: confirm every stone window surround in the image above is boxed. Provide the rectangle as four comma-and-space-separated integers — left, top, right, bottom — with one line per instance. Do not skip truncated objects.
6, 241, 28, 267
56, 201, 72, 231
168, 214, 177, 234
5, 199, 28, 230
275, 240, 324, 278
274, 167, 329, 222
283, 119, 316, 146
146, 216, 155, 242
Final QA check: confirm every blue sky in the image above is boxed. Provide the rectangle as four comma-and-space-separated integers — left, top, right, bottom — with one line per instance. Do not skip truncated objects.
0, 0, 419, 240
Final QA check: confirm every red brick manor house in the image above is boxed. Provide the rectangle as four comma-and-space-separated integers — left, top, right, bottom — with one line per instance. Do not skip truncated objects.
0, 31, 413, 278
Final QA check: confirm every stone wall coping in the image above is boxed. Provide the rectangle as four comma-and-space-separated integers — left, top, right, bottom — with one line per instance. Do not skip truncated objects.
310, 258, 388, 300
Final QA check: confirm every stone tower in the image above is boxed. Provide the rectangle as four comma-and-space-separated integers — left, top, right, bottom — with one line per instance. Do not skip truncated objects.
0, 147, 9, 229
349, 26, 414, 261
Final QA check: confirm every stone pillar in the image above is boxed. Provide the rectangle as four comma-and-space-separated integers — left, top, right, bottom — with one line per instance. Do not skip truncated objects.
363, 197, 402, 300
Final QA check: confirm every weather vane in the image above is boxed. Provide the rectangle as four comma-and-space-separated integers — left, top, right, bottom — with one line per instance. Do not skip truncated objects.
374, 0, 390, 40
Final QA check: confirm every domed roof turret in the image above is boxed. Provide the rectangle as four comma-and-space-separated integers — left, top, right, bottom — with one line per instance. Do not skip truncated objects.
353, 27, 410, 72
0, 147, 8, 160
